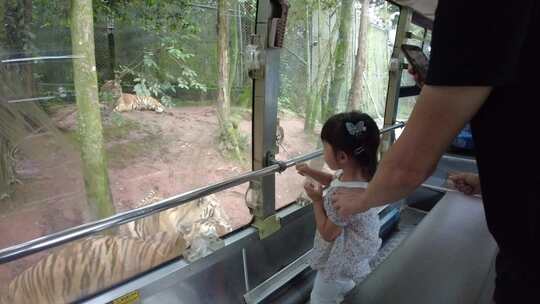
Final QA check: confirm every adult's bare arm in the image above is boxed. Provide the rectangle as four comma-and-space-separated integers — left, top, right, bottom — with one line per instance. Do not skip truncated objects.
333, 85, 491, 216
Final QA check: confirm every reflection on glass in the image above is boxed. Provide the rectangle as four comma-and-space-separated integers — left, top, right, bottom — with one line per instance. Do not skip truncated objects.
275, 1, 399, 208
1, 0, 254, 298
396, 96, 417, 139
422, 30, 432, 57
359, 5, 400, 126
1, 0, 88, 248
99, 1, 254, 232
406, 23, 425, 48
400, 65, 418, 87
396, 27, 429, 139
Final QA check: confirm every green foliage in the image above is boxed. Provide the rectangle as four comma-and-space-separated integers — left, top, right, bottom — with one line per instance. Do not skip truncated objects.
218, 120, 248, 162
119, 45, 206, 107
278, 73, 300, 113
111, 1, 207, 107
110, 0, 194, 34
297, 0, 339, 10
3, 0, 36, 53
217, 108, 250, 162
110, 112, 126, 128
99, 90, 117, 108
31, 0, 70, 28
236, 86, 252, 108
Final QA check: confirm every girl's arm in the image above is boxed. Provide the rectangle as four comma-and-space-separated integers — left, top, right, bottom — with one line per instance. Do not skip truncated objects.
296, 164, 333, 187
332, 85, 490, 216
304, 182, 342, 242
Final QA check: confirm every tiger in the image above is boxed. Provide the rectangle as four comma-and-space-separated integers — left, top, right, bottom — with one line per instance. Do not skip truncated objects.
114, 93, 165, 113
121, 192, 232, 245
0, 193, 231, 304
276, 117, 285, 153
0, 232, 186, 304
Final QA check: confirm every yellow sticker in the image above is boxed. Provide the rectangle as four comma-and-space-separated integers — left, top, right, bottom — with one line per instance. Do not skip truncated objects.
109, 291, 141, 304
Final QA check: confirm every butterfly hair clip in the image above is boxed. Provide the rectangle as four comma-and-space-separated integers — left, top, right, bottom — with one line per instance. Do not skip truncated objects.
345, 121, 367, 137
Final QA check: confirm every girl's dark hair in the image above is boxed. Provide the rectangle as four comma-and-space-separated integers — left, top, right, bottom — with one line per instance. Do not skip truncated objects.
321, 112, 380, 180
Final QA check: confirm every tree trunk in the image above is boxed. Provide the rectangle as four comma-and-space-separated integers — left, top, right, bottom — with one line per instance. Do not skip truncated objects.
237, 1, 245, 86
347, 0, 369, 111
0, 136, 15, 200
305, 6, 341, 131
229, 0, 239, 100
71, 0, 115, 219
304, 4, 314, 131
324, 0, 353, 120
23, 0, 34, 96
216, 0, 242, 160
321, 15, 337, 121
217, 0, 231, 124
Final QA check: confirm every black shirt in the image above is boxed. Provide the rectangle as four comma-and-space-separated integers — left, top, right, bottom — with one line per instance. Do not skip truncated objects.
425, 0, 540, 289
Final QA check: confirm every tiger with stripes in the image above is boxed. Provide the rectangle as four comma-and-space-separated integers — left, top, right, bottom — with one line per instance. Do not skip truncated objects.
121, 191, 232, 244
101, 79, 165, 114
0, 192, 232, 304
0, 232, 186, 304
114, 93, 165, 113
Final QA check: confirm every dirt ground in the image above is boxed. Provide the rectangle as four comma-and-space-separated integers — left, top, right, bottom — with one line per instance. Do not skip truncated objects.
0, 105, 319, 286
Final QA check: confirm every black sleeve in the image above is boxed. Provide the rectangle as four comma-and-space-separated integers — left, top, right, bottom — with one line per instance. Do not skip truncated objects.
425, 0, 535, 86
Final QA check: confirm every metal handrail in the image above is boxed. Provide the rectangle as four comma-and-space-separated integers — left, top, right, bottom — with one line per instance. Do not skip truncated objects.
1, 55, 83, 64
7, 96, 56, 103
0, 122, 405, 264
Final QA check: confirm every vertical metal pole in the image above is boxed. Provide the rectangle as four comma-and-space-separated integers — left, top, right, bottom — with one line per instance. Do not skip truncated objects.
106, 15, 116, 80
381, 7, 411, 154
242, 248, 250, 292
251, 0, 280, 230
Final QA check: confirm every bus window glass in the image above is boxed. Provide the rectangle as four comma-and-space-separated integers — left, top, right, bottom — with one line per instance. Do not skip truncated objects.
396, 28, 431, 133
395, 96, 417, 139
0, 212, 229, 303
275, 0, 399, 208
0, 0, 255, 286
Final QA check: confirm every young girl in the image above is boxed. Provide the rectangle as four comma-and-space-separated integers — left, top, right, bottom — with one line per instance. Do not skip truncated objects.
296, 112, 382, 304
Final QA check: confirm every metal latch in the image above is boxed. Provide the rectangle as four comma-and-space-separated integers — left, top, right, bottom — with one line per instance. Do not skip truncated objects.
268, 0, 289, 48
266, 151, 287, 173
252, 214, 281, 239
246, 34, 264, 80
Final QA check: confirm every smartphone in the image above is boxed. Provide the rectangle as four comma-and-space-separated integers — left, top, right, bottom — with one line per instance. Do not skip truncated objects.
401, 44, 429, 84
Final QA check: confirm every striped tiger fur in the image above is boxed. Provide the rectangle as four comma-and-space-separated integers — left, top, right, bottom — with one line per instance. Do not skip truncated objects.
114, 93, 165, 113
121, 192, 232, 244
1, 192, 231, 304
0, 232, 186, 304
